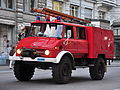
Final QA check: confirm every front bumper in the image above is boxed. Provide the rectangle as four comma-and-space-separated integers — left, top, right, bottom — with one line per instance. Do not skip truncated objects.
9, 55, 57, 63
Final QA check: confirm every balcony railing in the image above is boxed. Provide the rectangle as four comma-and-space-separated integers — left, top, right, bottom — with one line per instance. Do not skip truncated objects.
97, 0, 117, 7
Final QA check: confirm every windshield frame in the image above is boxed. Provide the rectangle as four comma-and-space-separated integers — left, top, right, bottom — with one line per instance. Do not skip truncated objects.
27, 23, 64, 38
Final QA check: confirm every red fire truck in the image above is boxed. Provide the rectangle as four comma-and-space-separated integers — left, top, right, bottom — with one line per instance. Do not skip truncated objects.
9, 8, 114, 84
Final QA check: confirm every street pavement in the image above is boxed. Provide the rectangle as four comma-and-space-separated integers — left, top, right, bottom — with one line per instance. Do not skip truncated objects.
0, 60, 120, 90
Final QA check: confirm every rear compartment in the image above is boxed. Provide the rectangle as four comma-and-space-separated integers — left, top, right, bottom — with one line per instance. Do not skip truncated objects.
87, 27, 114, 59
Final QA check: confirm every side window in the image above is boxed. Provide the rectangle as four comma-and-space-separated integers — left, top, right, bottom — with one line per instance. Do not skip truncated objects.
64, 26, 74, 39
76, 27, 86, 40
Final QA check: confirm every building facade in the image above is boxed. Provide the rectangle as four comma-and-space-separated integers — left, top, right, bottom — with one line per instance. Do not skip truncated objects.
0, 0, 46, 64
46, 0, 117, 29
0, 0, 120, 64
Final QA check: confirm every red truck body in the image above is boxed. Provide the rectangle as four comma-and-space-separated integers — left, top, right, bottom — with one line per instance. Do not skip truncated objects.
87, 27, 114, 59
10, 15, 114, 84
16, 21, 114, 59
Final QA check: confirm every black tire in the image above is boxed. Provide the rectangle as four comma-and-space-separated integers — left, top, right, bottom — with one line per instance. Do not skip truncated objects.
52, 56, 72, 84
14, 61, 35, 81
89, 57, 106, 80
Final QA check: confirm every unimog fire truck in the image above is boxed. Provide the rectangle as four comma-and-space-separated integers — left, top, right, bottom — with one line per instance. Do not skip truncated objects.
9, 8, 114, 84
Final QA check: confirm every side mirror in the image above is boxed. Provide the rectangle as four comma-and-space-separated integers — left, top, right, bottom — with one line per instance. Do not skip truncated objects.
67, 30, 72, 38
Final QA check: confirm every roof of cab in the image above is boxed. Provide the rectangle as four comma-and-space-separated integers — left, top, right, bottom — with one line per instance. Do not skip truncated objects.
31, 20, 87, 28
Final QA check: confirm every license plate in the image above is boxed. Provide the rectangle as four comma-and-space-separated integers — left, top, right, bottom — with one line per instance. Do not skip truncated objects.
37, 58, 45, 61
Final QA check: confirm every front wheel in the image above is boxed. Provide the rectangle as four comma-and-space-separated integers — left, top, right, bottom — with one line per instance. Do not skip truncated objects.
14, 61, 35, 81
52, 56, 72, 84
89, 57, 106, 80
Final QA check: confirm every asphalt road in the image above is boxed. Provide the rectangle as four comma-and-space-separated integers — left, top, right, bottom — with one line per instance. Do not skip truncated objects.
0, 61, 120, 90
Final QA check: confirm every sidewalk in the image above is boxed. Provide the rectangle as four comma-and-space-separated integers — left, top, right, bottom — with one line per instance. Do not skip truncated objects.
0, 65, 10, 71
0, 58, 9, 66
108, 60, 120, 67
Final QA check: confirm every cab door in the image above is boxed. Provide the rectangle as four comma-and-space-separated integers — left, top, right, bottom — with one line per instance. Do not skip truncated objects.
75, 27, 88, 57
62, 25, 78, 54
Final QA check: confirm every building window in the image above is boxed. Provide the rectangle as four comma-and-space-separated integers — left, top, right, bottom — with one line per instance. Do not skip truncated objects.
114, 42, 120, 58
6, 0, 13, 9
30, 0, 34, 12
0, 24, 14, 55
99, 11, 105, 19
23, 0, 26, 11
114, 29, 120, 36
28, 0, 35, 13
52, 1, 63, 12
70, 5, 78, 17
0, 0, 1, 7
23, 0, 35, 12
85, 8, 92, 20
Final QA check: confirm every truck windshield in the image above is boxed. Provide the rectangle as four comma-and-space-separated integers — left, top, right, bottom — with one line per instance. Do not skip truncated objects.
29, 23, 63, 38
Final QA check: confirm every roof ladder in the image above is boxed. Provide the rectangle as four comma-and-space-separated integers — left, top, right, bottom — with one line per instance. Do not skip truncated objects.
32, 8, 91, 25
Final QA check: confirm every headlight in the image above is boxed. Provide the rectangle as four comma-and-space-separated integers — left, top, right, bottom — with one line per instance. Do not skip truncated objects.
44, 50, 50, 55
17, 49, 22, 54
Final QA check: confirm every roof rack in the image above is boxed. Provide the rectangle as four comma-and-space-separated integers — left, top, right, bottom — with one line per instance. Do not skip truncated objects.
32, 8, 91, 25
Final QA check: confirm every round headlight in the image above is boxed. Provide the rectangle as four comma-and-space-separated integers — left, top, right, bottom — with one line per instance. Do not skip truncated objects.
45, 50, 50, 55
17, 49, 22, 54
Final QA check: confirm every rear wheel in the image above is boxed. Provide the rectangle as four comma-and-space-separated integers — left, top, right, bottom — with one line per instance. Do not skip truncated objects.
89, 57, 106, 80
14, 61, 35, 81
52, 56, 72, 84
